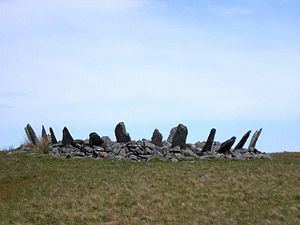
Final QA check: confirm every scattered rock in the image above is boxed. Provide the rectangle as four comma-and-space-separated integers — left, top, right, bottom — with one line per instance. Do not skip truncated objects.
20, 123, 268, 161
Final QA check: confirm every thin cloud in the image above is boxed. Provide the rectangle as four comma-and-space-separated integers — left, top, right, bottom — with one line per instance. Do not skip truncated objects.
0, 91, 27, 98
0, 104, 14, 109
211, 6, 253, 17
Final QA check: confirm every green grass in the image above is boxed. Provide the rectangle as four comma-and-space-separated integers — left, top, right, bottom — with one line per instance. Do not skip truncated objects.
0, 151, 299, 225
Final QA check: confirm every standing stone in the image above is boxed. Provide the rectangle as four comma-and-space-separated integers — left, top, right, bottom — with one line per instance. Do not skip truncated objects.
49, 127, 58, 144
114, 122, 131, 143
24, 124, 39, 145
172, 124, 188, 148
218, 136, 236, 154
89, 132, 104, 146
41, 125, 48, 140
62, 127, 75, 146
234, 130, 251, 150
248, 128, 262, 152
202, 128, 216, 152
167, 126, 177, 143
151, 129, 163, 147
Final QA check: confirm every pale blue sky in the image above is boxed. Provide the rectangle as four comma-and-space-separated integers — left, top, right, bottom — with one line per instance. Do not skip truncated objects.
0, 0, 299, 152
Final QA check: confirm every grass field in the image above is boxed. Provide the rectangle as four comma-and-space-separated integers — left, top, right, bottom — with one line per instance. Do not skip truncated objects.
0, 151, 299, 225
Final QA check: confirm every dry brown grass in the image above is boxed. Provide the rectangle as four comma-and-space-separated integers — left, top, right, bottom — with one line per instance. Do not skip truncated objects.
0, 152, 299, 225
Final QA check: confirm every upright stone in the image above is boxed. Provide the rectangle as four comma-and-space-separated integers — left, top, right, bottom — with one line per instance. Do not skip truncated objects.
218, 136, 236, 154
89, 132, 104, 146
248, 128, 262, 152
202, 128, 216, 152
151, 129, 163, 147
114, 122, 131, 143
49, 127, 58, 144
171, 124, 188, 148
62, 127, 75, 146
25, 124, 39, 145
167, 127, 177, 143
234, 130, 251, 150
41, 125, 48, 140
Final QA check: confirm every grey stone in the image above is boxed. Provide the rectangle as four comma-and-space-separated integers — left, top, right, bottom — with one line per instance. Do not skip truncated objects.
143, 140, 156, 149
114, 122, 131, 143
41, 125, 48, 141
167, 126, 177, 143
234, 130, 251, 150
248, 128, 262, 152
74, 139, 84, 144
182, 149, 200, 158
151, 129, 163, 147
108, 152, 118, 160
171, 124, 188, 148
49, 127, 58, 144
99, 152, 109, 158
83, 146, 94, 153
202, 128, 216, 152
24, 124, 39, 145
62, 127, 75, 146
129, 154, 138, 161
75, 152, 85, 157
89, 132, 104, 146
218, 137, 236, 154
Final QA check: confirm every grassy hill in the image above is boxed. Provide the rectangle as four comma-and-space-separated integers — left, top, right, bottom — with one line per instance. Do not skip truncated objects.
0, 151, 299, 225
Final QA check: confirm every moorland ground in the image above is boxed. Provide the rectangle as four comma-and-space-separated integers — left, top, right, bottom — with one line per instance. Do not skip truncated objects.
0, 151, 299, 225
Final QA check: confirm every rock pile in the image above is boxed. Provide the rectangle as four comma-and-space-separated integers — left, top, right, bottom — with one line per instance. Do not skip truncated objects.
20, 122, 269, 161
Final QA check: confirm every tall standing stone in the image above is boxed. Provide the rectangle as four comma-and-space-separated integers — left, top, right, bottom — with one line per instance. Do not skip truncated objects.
24, 124, 39, 145
89, 132, 104, 146
218, 136, 236, 154
234, 130, 251, 150
202, 128, 216, 152
41, 125, 48, 140
151, 129, 163, 147
62, 127, 75, 146
172, 124, 188, 148
49, 127, 58, 144
114, 122, 131, 143
167, 127, 177, 143
248, 128, 262, 152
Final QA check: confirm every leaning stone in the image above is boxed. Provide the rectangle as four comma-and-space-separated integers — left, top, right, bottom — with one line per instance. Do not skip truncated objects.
248, 128, 262, 152
167, 126, 177, 143
62, 127, 75, 146
202, 128, 216, 152
89, 132, 104, 147
114, 122, 131, 143
151, 129, 163, 147
234, 130, 251, 150
41, 125, 48, 141
218, 137, 236, 154
24, 124, 39, 145
171, 124, 188, 148
49, 127, 58, 144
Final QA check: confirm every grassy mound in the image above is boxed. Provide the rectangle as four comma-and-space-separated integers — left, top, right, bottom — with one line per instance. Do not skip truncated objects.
0, 152, 299, 225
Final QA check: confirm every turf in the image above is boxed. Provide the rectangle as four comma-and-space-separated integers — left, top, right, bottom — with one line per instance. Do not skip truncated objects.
0, 151, 299, 225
